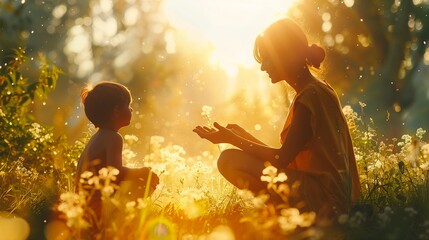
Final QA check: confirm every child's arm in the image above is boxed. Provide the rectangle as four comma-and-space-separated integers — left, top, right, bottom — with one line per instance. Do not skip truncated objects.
106, 132, 125, 179
106, 132, 159, 188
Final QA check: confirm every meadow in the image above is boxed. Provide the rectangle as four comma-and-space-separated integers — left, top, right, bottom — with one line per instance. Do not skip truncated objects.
1, 49, 429, 240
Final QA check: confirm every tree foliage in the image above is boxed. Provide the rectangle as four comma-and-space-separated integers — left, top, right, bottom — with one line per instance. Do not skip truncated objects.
0, 49, 80, 214
291, 0, 429, 134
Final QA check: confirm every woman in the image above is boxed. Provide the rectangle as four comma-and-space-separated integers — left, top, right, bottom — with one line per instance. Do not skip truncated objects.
193, 18, 360, 219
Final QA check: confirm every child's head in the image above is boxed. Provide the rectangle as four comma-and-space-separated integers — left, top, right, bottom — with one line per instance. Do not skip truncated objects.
81, 82, 132, 128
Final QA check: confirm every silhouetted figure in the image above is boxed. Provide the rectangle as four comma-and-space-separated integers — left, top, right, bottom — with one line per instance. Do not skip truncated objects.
193, 19, 360, 221
77, 82, 159, 218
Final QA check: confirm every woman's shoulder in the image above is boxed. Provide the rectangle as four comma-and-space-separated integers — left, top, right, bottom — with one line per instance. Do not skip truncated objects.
296, 80, 339, 109
299, 80, 335, 98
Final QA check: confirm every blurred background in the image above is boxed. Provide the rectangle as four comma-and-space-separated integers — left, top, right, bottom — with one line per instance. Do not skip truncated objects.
1, 0, 429, 156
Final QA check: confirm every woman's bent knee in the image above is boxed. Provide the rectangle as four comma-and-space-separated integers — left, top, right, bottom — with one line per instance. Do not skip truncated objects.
217, 149, 244, 172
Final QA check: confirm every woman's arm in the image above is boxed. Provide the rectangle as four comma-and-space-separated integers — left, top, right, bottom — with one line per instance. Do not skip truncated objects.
193, 102, 312, 166
278, 102, 312, 165
226, 124, 268, 146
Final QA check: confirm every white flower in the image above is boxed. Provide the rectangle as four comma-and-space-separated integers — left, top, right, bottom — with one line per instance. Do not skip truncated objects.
278, 208, 316, 232
342, 105, 354, 115
80, 171, 93, 179
273, 172, 288, 183
262, 166, 277, 176
124, 134, 139, 144
201, 105, 213, 116
349, 211, 366, 228
416, 128, 426, 139
404, 207, 418, 217
150, 136, 165, 149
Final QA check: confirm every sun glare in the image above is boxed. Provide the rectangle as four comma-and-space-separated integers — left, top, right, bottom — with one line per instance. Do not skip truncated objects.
163, 0, 298, 76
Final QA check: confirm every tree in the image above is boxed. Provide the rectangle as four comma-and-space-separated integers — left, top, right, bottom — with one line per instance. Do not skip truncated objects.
1, 0, 178, 138
291, 0, 429, 136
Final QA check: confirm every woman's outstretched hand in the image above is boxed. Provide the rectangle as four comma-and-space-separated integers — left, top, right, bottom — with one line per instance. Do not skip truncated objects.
193, 122, 234, 144
226, 124, 249, 139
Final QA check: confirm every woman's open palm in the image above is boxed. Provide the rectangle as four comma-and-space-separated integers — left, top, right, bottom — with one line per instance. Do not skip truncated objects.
193, 122, 233, 144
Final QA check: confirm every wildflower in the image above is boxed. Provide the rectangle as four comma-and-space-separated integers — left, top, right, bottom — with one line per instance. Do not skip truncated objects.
274, 172, 288, 183
368, 159, 382, 170
86, 175, 99, 187
190, 161, 213, 175
126, 200, 136, 209
261, 165, 288, 190
201, 105, 213, 117
178, 188, 206, 219
101, 185, 115, 196
122, 149, 137, 162
278, 208, 316, 232
419, 221, 429, 240
137, 198, 149, 209
98, 167, 119, 181
416, 128, 426, 140
80, 171, 93, 179
149, 163, 168, 175
262, 165, 277, 176
29, 122, 42, 138
421, 143, 429, 159
237, 189, 255, 200
57, 192, 88, 228
358, 101, 366, 108
377, 206, 393, 227
125, 201, 137, 220
348, 211, 366, 228
420, 161, 429, 171
124, 134, 139, 144
150, 136, 165, 146
404, 207, 418, 217
342, 105, 354, 116
401, 134, 412, 144
251, 194, 269, 208
160, 145, 186, 162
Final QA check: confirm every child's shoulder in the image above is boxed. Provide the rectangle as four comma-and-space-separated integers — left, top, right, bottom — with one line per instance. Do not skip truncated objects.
92, 129, 123, 145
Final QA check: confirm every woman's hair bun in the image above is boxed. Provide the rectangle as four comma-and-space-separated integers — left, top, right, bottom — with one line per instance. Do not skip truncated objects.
306, 44, 325, 68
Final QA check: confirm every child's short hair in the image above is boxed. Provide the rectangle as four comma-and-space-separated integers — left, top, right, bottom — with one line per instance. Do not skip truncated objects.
81, 82, 132, 128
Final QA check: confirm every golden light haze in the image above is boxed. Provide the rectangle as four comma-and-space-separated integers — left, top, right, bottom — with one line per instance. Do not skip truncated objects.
163, 0, 299, 76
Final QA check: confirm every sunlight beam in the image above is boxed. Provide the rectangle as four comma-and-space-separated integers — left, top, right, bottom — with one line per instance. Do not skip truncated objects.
163, 0, 298, 76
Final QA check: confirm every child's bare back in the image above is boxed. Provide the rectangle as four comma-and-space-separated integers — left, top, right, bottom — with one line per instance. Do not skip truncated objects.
77, 82, 159, 204
77, 129, 123, 177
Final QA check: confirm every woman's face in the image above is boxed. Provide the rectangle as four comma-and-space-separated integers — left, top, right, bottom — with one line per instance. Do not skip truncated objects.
260, 57, 282, 83
258, 31, 307, 84
260, 46, 302, 84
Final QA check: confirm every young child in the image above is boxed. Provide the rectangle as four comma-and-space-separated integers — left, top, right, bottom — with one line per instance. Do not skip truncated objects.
77, 82, 159, 208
